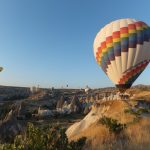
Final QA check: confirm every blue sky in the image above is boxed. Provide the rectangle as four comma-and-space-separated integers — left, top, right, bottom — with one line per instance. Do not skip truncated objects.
0, 0, 150, 88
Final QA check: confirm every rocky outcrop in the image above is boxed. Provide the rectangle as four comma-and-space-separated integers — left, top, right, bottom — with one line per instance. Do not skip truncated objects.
0, 103, 25, 143
56, 95, 84, 114
56, 96, 65, 110
38, 107, 53, 117
70, 96, 82, 113
66, 100, 137, 139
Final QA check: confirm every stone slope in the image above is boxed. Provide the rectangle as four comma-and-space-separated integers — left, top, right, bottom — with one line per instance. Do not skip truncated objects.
66, 100, 138, 139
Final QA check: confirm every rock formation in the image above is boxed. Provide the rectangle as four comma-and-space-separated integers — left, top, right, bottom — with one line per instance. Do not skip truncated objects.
66, 100, 137, 139
0, 103, 25, 143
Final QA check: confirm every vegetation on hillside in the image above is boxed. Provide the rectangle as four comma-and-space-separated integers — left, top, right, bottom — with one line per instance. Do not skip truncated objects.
70, 117, 150, 150
124, 108, 149, 116
99, 116, 126, 134
0, 123, 86, 150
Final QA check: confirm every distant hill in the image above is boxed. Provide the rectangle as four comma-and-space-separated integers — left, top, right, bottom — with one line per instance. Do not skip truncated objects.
132, 84, 150, 89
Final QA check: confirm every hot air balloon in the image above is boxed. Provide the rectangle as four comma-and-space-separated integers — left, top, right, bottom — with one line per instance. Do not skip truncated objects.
0, 67, 3, 72
85, 85, 90, 94
93, 18, 150, 92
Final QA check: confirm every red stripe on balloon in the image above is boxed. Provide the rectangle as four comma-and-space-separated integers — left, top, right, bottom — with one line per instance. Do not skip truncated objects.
101, 42, 106, 49
118, 61, 149, 84
128, 24, 136, 30
113, 31, 120, 38
98, 47, 101, 53
106, 36, 113, 43
135, 21, 143, 27
120, 27, 128, 34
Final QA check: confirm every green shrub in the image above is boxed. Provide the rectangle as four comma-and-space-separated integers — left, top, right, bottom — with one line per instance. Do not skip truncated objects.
137, 108, 149, 114
99, 116, 126, 134
0, 123, 86, 150
124, 109, 140, 116
125, 108, 149, 116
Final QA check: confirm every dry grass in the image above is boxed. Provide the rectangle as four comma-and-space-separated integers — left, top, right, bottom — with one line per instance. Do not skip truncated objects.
70, 124, 108, 141
67, 100, 136, 139
104, 100, 135, 123
125, 118, 150, 150
67, 87, 150, 150
70, 115, 150, 150
129, 88, 150, 101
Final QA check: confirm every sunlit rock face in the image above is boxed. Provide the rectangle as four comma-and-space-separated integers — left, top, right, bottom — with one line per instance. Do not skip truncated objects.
66, 100, 143, 139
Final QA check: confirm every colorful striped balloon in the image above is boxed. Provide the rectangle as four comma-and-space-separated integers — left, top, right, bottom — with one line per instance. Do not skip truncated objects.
93, 18, 150, 91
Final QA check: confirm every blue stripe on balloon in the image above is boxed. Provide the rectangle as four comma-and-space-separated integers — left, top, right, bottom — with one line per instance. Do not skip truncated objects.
137, 30, 144, 44
121, 44, 128, 49
101, 60, 107, 73
147, 27, 150, 40
114, 42, 121, 56
144, 30, 149, 41
121, 38, 128, 52
129, 33, 137, 47
121, 39, 128, 45
108, 47, 115, 60
129, 33, 137, 42
102, 53, 110, 66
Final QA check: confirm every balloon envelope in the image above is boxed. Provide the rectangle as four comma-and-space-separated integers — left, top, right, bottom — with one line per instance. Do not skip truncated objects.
93, 18, 150, 92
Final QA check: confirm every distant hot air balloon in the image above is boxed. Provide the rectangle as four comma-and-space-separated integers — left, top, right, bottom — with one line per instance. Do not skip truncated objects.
0, 67, 3, 72
93, 18, 150, 92
85, 85, 90, 94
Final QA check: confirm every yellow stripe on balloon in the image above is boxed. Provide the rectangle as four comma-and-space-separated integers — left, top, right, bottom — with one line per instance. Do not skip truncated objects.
143, 25, 148, 28
97, 60, 101, 65
121, 33, 128, 38
99, 61, 102, 65
96, 56, 101, 65
98, 58, 101, 63
106, 43, 113, 48
99, 55, 103, 61
101, 48, 108, 61
113, 38, 120, 42
102, 48, 107, 53
136, 27, 143, 30
100, 53, 104, 63
129, 29, 136, 34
